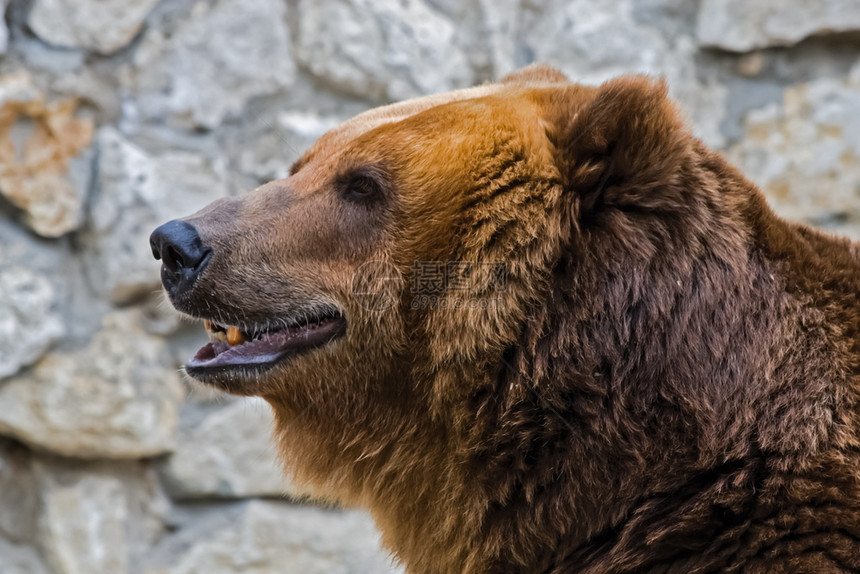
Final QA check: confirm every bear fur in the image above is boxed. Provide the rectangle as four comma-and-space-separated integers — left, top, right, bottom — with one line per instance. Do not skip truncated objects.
162, 65, 860, 573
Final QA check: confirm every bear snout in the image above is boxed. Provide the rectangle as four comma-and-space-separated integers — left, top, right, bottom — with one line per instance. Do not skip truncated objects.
149, 219, 212, 301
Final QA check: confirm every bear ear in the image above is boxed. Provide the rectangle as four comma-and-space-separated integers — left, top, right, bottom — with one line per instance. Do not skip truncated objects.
501, 64, 569, 85
552, 75, 692, 215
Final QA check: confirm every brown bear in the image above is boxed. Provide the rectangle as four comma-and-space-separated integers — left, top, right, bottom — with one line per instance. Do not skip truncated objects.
150, 64, 860, 573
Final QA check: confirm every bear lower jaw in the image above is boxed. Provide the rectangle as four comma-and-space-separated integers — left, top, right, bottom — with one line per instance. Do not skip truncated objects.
184, 312, 347, 385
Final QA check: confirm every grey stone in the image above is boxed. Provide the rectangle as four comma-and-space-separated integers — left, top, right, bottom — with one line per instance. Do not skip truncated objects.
230, 111, 342, 184
2, 147, 95, 239
28, 0, 160, 54
0, 71, 94, 238
727, 64, 860, 238
0, 538, 51, 574
413, 0, 519, 81
52, 67, 124, 121
0, 1, 8, 55
139, 292, 186, 337
0, 208, 94, 345
0, 213, 64, 271
13, 41, 86, 78
125, 0, 295, 129
144, 500, 401, 574
0, 439, 37, 542
0, 267, 64, 380
697, 0, 860, 52
160, 397, 291, 499
0, 69, 41, 106
631, 0, 700, 38
86, 127, 230, 304
720, 78, 786, 144
293, 0, 472, 102
0, 310, 183, 458
522, 0, 669, 85
520, 0, 727, 147
10, 11, 87, 75
476, 0, 520, 79
34, 457, 169, 574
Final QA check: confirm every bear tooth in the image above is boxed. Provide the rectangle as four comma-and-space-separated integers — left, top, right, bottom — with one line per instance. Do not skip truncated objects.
204, 319, 212, 331
227, 326, 245, 346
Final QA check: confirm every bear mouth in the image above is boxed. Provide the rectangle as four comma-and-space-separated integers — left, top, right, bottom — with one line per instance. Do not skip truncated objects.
184, 306, 347, 380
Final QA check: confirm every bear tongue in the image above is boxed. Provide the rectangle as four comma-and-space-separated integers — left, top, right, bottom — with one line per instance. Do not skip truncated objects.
187, 317, 346, 372
190, 330, 291, 367
193, 339, 229, 362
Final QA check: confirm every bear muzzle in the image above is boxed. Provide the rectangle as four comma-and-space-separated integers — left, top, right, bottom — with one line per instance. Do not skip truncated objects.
149, 219, 212, 302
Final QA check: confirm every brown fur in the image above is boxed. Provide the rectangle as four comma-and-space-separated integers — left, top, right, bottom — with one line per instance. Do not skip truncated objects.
169, 65, 860, 573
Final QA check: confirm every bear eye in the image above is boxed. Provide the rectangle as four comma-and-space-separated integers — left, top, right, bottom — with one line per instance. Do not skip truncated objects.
346, 175, 379, 199
337, 165, 387, 205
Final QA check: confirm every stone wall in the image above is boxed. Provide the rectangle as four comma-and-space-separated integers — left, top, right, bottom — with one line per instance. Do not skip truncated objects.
1, 0, 859, 572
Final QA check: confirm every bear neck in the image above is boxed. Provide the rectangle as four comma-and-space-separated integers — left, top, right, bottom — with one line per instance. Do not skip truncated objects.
273, 147, 860, 573
426, 147, 860, 572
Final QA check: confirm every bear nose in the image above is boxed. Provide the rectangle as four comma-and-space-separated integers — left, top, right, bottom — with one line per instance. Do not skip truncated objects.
149, 220, 212, 298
